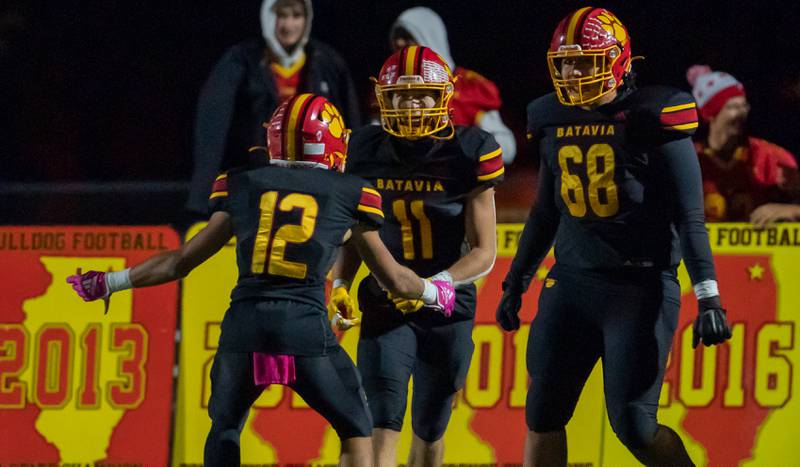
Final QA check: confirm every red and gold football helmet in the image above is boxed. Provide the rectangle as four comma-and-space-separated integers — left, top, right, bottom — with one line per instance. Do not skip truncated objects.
265, 93, 349, 172
374, 45, 455, 139
547, 7, 632, 106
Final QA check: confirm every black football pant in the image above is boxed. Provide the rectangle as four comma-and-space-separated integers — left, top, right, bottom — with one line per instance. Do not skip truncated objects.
204, 346, 372, 467
525, 264, 681, 450
357, 312, 474, 442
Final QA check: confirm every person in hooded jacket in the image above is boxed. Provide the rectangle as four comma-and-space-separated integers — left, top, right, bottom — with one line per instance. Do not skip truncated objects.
389, 7, 517, 165
185, 0, 360, 216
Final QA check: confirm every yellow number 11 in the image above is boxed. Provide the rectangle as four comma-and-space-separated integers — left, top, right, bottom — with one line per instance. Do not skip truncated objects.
392, 199, 433, 260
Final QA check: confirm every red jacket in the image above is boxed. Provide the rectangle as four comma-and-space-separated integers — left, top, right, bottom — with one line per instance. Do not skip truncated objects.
697, 137, 799, 221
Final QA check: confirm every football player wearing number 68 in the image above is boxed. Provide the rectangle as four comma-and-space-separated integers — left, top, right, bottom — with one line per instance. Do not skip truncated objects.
495, 7, 732, 467
67, 94, 455, 467
330, 46, 502, 466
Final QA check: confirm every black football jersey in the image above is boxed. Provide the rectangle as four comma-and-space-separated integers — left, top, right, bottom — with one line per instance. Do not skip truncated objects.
347, 125, 503, 276
525, 86, 713, 276
346, 125, 502, 317
208, 164, 383, 309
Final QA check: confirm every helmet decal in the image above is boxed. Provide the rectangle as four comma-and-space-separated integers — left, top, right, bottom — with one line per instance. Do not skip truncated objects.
547, 7, 633, 106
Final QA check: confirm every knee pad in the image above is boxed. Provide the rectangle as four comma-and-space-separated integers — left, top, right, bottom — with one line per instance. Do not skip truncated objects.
608, 403, 658, 450
525, 386, 573, 432
410, 391, 455, 443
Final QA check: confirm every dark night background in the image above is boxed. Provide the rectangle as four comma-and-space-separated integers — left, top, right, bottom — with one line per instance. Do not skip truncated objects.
2, 0, 800, 222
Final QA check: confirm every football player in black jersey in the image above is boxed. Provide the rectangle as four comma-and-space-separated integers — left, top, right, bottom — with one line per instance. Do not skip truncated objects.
495, 8, 732, 467
330, 46, 503, 466
66, 94, 456, 467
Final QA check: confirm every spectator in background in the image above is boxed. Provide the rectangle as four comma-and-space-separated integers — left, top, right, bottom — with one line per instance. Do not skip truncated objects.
687, 65, 799, 221
186, 0, 360, 215
389, 7, 517, 164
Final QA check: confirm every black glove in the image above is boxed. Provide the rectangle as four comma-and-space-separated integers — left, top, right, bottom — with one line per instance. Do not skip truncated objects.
496, 281, 523, 331
692, 296, 733, 348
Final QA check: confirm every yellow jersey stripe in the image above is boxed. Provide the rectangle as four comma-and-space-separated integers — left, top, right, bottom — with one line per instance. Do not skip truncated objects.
662, 102, 696, 113
209, 191, 228, 199
215, 173, 228, 181
479, 147, 502, 162
358, 204, 385, 217
362, 187, 381, 197
566, 7, 592, 45
477, 167, 505, 181
270, 52, 306, 79
670, 122, 699, 131
285, 94, 312, 161
405, 45, 419, 76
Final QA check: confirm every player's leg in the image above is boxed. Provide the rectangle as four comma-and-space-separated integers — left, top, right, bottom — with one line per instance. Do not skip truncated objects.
407, 317, 475, 467
601, 272, 693, 467
204, 351, 266, 467
290, 345, 374, 467
357, 323, 417, 467
524, 268, 602, 467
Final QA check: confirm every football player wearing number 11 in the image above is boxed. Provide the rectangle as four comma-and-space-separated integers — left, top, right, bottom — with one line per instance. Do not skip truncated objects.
67, 94, 456, 467
496, 7, 732, 467
330, 46, 502, 466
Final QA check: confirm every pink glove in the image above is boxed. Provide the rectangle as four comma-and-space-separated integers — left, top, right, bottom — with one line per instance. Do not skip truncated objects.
430, 279, 456, 317
67, 269, 111, 313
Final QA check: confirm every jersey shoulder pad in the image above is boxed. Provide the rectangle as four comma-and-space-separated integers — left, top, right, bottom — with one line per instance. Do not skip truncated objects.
630, 85, 699, 139
347, 125, 386, 169
455, 126, 504, 185
526, 92, 560, 141
341, 174, 384, 229
208, 171, 231, 213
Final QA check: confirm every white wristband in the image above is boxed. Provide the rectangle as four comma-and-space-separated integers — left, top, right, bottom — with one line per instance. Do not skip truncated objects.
106, 269, 133, 293
693, 279, 719, 300
421, 279, 438, 305
429, 270, 453, 285
332, 279, 350, 290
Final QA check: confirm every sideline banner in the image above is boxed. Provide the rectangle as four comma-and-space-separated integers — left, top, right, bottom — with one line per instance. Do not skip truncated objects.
0, 226, 179, 465
174, 222, 798, 466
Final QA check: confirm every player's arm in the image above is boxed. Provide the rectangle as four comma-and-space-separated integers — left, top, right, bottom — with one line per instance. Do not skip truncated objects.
656, 136, 732, 347
504, 161, 559, 293
131, 211, 233, 286
446, 186, 498, 286
351, 225, 455, 315
497, 161, 560, 331
67, 211, 234, 304
330, 239, 362, 291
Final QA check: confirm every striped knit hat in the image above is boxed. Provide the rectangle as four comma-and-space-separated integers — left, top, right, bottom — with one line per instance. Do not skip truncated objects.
686, 65, 746, 121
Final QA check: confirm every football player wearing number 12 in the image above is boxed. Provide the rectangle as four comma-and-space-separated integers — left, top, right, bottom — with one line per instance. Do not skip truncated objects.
66, 94, 456, 467
330, 46, 502, 466
495, 7, 732, 467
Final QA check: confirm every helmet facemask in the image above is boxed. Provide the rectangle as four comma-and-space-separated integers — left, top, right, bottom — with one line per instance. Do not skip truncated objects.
548, 44, 623, 106
375, 76, 454, 140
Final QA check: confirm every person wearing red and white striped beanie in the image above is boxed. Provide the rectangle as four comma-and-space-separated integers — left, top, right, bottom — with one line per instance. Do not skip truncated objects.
687, 65, 799, 223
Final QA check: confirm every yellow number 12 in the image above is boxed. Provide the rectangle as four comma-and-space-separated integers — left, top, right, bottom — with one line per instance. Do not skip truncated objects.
251, 191, 318, 278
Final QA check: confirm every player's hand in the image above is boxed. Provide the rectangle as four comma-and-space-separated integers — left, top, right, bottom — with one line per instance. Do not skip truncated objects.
425, 278, 455, 317
328, 285, 360, 331
750, 203, 800, 229
496, 284, 522, 331
66, 269, 111, 314
390, 294, 424, 314
692, 296, 732, 348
